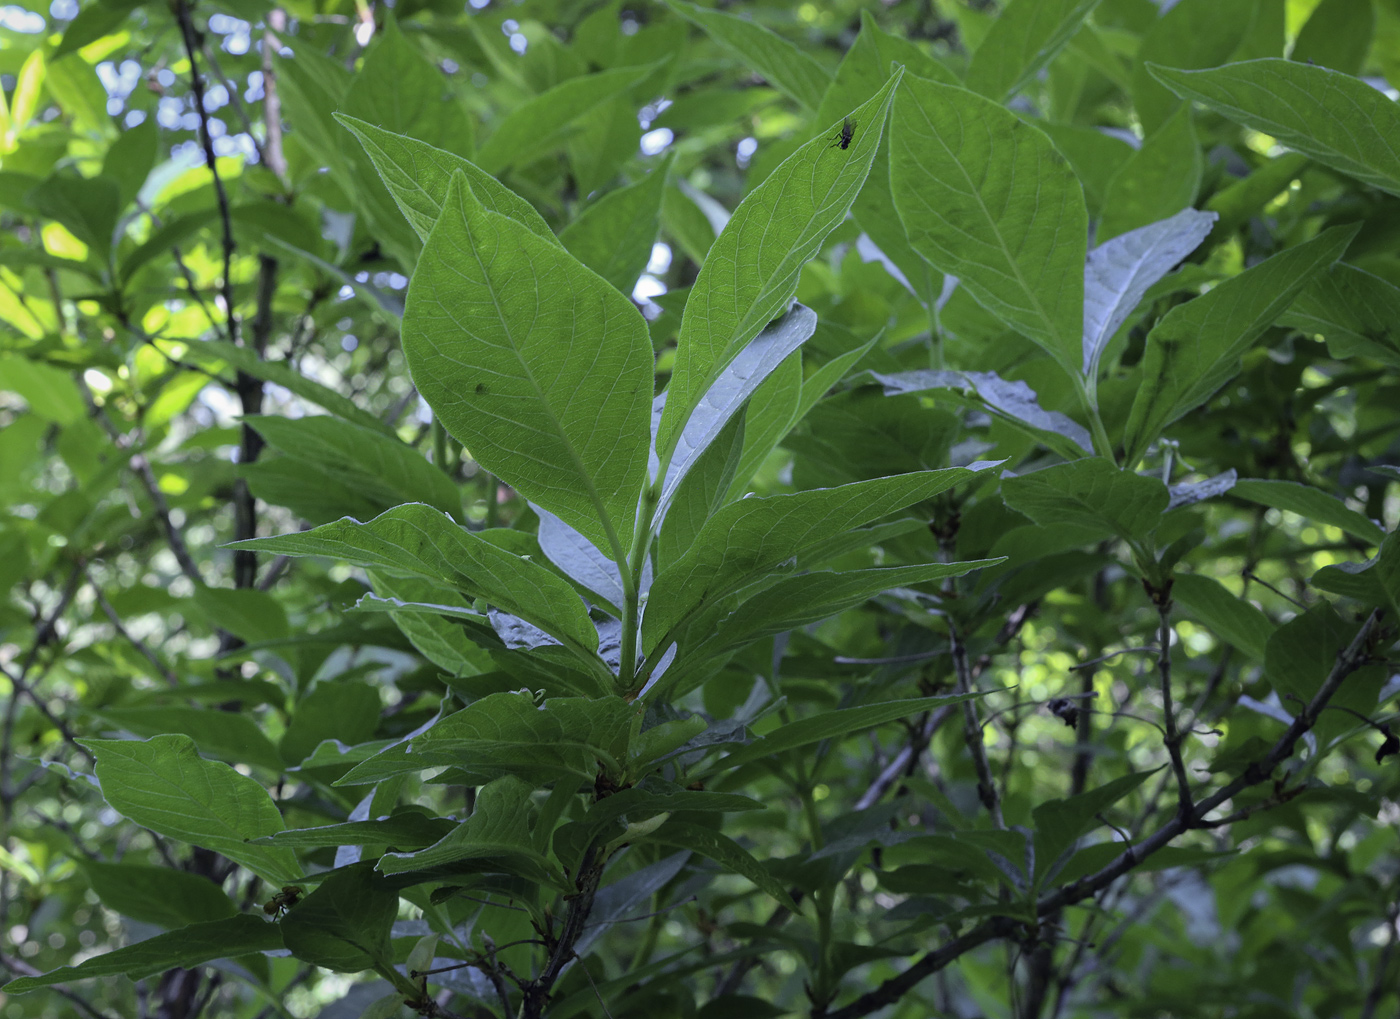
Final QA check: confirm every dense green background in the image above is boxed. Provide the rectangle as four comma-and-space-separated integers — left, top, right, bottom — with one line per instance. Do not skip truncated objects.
1, 0, 1399, 1017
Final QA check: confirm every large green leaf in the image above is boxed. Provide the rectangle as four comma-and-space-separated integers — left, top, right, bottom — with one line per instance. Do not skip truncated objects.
1171, 574, 1274, 661
341, 20, 473, 159
657, 71, 903, 461
1149, 58, 1400, 197
247, 415, 462, 521
1265, 602, 1353, 703
1032, 770, 1155, 886
707, 560, 1003, 651
1129, 0, 1257, 133
1291, 0, 1375, 75
1280, 262, 1400, 370
1097, 107, 1202, 243
77, 860, 237, 930
80, 736, 301, 886
256, 812, 456, 850
402, 172, 652, 563
1231, 479, 1385, 545
475, 63, 659, 174
0, 915, 283, 992
281, 680, 384, 768
227, 504, 602, 671
92, 706, 285, 773
819, 13, 955, 310
1082, 208, 1217, 379
643, 821, 800, 911
336, 114, 556, 244
1122, 225, 1357, 463
337, 692, 636, 786
280, 864, 398, 973
182, 340, 396, 436
657, 304, 819, 527
377, 776, 568, 889
890, 75, 1087, 376
1001, 458, 1168, 544
666, 0, 830, 111
559, 155, 671, 297
964, 0, 1103, 102
703, 693, 986, 776
642, 465, 997, 653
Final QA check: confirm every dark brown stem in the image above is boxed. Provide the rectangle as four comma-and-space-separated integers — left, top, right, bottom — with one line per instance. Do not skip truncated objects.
1154, 599, 1194, 818
950, 619, 1003, 828
519, 847, 608, 1018
174, 0, 238, 348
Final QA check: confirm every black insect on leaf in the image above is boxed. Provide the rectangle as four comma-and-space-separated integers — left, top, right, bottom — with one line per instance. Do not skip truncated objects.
830, 116, 856, 150
1048, 698, 1079, 729
1376, 724, 1398, 764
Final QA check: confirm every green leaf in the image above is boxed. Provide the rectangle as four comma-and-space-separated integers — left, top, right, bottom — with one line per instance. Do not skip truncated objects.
642, 465, 996, 654
335, 114, 556, 246
666, 0, 830, 111
890, 75, 1087, 376
228, 504, 602, 671
1148, 58, 1400, 197
476, 63, 660, 174
642, 821, 800, 912
257, 812, 457, 849
341, 19, 474, 160
101, 116, 157, 211
872, 370, 1092, 459
1311, 533, 1400, 617
965, 0, 1103, 103
190, 586, 290, 643
281, 680, 383, 768
702, 693, 987, 777
377, 776, 568, 889
1280, 262, 1400, 370
1130, 0, 1257, 133
658, 304, 819, 527
280, 864, 398, 973
1001, 458, 1168, 544
80, 736, 302, 886
725, 339, 875, 502
1097, 107, 1202, 243
708, 560, 1004, 651
92, 706, 285, 773
76, 860, 237, 929
559, 155, 671, 297
1122, 225, 1357, 463
0, 356, 84, 425
53, 0, 143, 60
402, 171, 652, 563
182, 340, 395, 436
0, 915, 283, 992
273, 48, 418, 270
1231, 479, 1385, 545
338, 692, 636, 786
1291, 0, 1375, 75
247, 415, 462, 521
1082, 208, 1217, 379
556, 786, 761, 871
1171, 574, 1274, 661
657, 70, 902, 461
1265, 602, 1352, 703
1032, 770, 1155, 886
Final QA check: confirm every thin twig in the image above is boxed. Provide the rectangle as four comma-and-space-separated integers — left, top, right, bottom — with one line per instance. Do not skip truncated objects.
174, 0, 238, 347
1153, 596, 1194, 818
87, 569, 179, 687
950, 619, 1003, 828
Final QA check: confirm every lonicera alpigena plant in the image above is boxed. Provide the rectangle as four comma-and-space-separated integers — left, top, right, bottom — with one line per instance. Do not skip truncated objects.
5, 0, 1400, 1017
